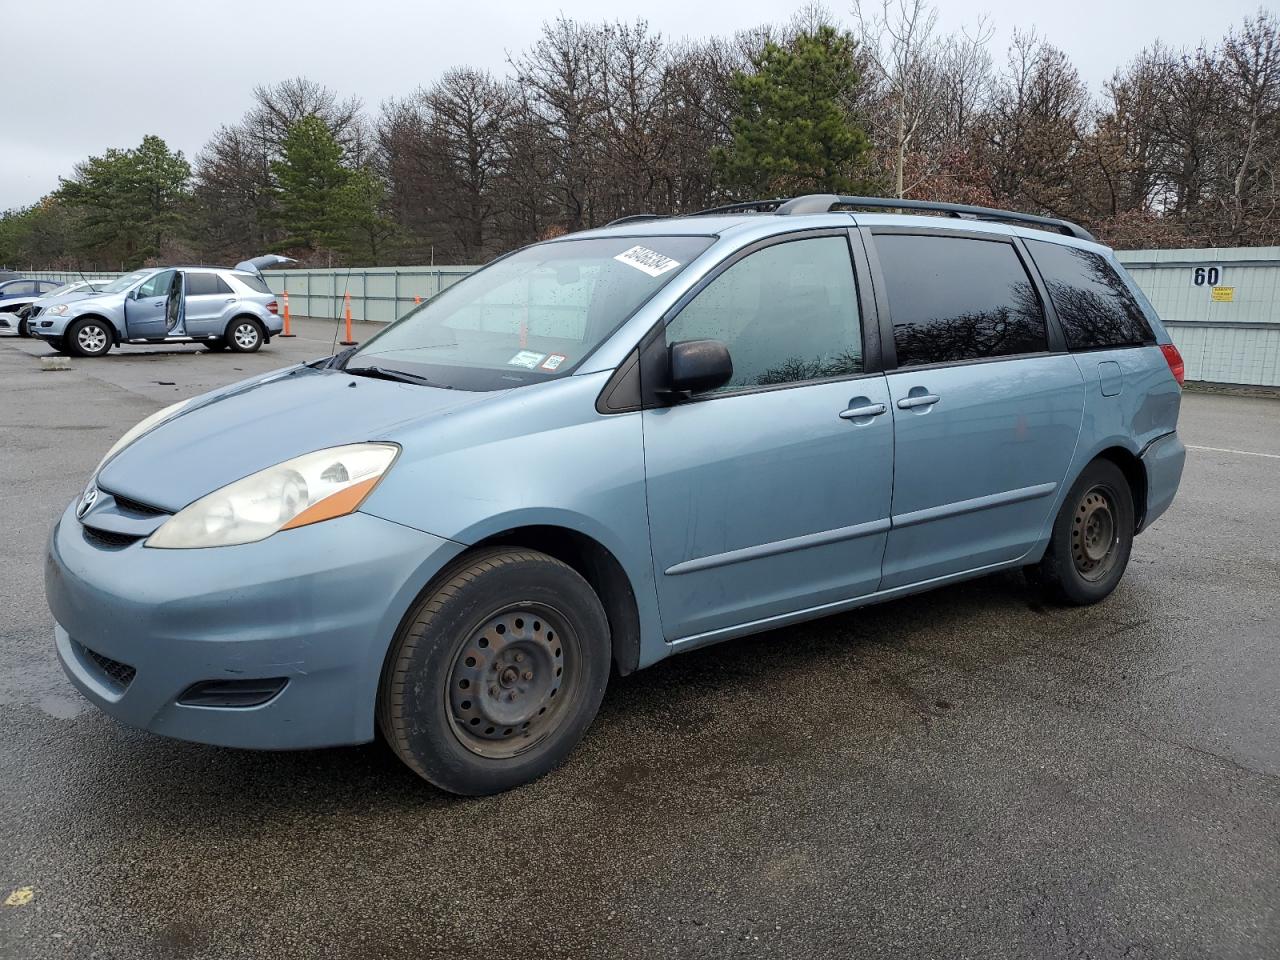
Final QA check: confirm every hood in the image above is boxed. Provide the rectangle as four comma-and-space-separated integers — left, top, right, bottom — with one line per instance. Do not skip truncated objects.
64, 291, 124, 312
34, 290, 98, 308
97, 365, 488, 512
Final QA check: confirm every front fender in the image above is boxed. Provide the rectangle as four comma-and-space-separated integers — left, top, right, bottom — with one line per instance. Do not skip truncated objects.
359, 373, 667, 668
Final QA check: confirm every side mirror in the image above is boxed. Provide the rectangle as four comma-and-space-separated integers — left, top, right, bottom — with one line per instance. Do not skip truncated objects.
669, 339, 733, 395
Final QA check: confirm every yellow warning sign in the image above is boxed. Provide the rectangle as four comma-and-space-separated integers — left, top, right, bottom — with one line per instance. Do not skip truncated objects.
1211, 286, 1235, 302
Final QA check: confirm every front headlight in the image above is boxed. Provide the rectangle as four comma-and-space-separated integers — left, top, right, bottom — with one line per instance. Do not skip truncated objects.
146, 443, 399, 549
94, 398, 193, 476
46, 304, 69, 316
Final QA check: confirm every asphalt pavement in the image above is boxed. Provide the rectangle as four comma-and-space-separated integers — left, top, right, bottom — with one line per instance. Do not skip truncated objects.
1, 322, 1277, 959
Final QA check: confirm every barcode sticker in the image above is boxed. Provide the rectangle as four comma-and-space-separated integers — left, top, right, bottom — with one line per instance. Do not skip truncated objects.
614, 245, 680, 277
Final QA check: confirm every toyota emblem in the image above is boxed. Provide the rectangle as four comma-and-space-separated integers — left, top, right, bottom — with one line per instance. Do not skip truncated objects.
77, 485, 98, 519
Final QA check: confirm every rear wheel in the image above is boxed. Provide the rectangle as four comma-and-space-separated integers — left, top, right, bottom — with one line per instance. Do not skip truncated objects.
226, 318, 264, 353
1030, 459, 1135, 605
378, 548, 611, 795
66, 318, 112, 358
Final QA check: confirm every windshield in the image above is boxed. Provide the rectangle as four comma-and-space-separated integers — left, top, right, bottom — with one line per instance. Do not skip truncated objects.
346, 235, 713, 391
100, 271, 152, 294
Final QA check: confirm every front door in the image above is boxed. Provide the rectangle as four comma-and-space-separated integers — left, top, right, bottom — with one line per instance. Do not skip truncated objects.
124, 270, 176, 339
868, 230, 1086, 589
642, 232, 894, 643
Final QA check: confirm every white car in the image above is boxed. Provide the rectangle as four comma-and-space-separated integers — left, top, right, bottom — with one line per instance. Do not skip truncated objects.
3, 280, 108, 337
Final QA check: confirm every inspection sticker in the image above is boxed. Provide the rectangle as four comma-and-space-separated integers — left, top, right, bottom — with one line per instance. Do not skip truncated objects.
614, 245, 680, 277
507, 350, 546, 369
540, 354, 568, 371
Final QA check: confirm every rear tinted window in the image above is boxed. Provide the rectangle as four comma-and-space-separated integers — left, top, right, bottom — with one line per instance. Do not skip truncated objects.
1025, 240, 1153, 349
876, 234, 1048, 367
185, 272, 232, 296
234, 273, 272, 294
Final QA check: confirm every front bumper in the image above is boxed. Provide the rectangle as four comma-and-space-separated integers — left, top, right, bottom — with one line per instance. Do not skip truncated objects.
47, 503, 464, 749
1139, 431, 1186, 532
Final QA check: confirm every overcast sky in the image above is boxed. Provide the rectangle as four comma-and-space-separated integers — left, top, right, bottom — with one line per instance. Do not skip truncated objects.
1, 0, 1264, 210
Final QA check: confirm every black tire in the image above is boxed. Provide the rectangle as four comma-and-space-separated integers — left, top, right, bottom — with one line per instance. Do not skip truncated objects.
17, 315, 30, 338
1031, 459, 1135, 605
204, 340, 228, 352
226, 317, 264, 353
66, 318, 112, 358
378, 548, 611, 795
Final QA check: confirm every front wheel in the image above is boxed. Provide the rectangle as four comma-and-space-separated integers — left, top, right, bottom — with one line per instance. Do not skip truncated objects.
226, 318, 264, 353
1030, 459, 1135, 605
378, 548, 611, 795
66, 318, 112, 358
16, 315, 30, 338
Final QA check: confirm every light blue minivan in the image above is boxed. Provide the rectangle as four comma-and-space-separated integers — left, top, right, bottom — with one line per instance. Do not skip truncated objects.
46, 196, 1186, 794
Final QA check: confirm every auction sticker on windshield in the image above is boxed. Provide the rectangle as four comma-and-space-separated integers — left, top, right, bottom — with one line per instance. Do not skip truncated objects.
540, 354, 567, 371
507, 350, 546, 369
614, 245, 681, 277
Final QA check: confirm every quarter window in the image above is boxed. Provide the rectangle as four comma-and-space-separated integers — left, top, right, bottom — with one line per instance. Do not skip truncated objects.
664, 236, 863, 393
876, 234, 1048, 367
1025, 239, 1154, 349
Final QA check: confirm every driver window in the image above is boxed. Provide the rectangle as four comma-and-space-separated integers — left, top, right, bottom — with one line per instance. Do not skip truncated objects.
664, 236, 864, 394
137, 271, 175, 299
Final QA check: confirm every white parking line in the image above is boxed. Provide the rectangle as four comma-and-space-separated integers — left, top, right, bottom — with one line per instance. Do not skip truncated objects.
1187, 444, 1280, 460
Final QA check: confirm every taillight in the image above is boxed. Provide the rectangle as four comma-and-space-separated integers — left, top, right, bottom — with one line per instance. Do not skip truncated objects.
266, 300, 279, 315
1160, 343, 1185, 386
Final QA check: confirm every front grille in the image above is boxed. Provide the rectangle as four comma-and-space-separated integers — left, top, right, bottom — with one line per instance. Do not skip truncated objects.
77, 642, 137, 692
107, 492, 167, 517
82, 525, 143, 549
28, 306, 41, 319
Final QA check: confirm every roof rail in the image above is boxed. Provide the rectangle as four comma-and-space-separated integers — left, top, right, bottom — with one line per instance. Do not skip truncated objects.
605, 213, 666, 226
690, 199, 790, 216
773, 193, 1094, 241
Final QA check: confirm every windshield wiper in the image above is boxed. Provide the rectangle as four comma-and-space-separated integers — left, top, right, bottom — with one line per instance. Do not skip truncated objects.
344, 365, 454, 389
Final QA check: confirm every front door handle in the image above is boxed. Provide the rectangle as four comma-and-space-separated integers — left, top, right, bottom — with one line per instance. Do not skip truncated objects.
897, 394, 940, 410
839, 403, 886, 420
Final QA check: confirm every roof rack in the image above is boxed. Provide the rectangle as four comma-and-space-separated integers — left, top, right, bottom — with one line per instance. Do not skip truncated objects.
605, 213, 667, 226
690, 199, 791, 216
687, 193, 1094, 241
780, 194, 1095, 240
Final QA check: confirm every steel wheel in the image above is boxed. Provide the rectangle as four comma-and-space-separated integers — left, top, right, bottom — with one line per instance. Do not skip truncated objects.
231, 321, 261, 351
446, 604, 577, 759
1070, 484, 1120, 582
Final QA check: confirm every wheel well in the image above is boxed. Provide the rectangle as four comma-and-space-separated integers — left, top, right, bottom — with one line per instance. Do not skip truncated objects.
1094, 447, 1147, 530
68, 314, 119, 345
473, 526, 642, 676
225, 313, 266, 334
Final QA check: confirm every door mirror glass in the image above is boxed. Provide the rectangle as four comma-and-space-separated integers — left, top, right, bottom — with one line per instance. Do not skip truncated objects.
669, 339, 733, 394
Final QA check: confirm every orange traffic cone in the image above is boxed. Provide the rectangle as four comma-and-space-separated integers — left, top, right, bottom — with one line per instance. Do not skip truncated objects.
339, 291, 357, 346
280, 290, 295, 337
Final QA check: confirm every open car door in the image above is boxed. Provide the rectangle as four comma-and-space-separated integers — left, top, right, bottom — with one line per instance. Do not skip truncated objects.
165, 270, 185, 335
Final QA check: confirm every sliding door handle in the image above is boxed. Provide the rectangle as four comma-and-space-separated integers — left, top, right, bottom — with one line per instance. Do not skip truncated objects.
839, 403, 887, 420
897, 394, 940, 410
